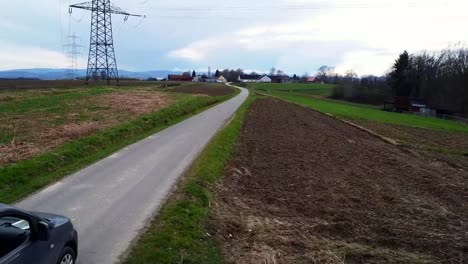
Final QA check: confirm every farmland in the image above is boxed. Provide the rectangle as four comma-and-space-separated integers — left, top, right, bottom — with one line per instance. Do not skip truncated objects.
269, 91, 468, 133
214, 98, 467, 264
0, 87, 176, 165
248, 83, 468, 156
0, 82, 234, 202
124, 94, 468, 264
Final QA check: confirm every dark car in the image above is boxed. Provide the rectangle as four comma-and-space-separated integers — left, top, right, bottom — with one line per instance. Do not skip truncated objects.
0, 203, 78, 264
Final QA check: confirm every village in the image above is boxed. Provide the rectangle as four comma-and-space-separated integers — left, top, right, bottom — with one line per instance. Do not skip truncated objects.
168, 70, 323, 84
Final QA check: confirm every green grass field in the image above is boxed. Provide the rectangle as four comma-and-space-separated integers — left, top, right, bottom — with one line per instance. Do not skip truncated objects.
124, 96, 256, 264
270, 91, 468, 133
248, 83, 335, 96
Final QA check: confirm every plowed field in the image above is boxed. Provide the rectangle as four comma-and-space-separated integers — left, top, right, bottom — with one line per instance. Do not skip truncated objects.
213, 98, 467, 264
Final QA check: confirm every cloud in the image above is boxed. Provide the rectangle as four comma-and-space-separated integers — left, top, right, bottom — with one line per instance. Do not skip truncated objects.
168, 0, 468, 76
0, 42, 87, 70
3, 0, 468, 73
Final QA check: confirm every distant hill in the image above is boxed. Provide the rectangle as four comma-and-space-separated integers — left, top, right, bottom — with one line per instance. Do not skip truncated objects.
0, 68, 183, 80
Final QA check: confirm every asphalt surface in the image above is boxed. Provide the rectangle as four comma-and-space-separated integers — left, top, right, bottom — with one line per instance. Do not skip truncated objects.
16, 85, 248, 264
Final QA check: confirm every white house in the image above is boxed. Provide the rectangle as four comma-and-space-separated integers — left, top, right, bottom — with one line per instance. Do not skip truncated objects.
258, 76, 272, 83
238, 74, 272, 83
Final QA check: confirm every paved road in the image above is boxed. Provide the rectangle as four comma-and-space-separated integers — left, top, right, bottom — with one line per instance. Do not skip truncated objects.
17, 85, 248, 264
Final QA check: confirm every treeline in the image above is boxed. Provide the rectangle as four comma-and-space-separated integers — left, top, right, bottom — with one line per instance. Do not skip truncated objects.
329, 45, 468, 115
331, 76, 392, 105
219, 69, 244, 82
388, 47, 468, 115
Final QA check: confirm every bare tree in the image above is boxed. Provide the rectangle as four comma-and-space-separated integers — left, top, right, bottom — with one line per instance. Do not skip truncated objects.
317, 66, 335, 82
269, 67, 276, 76
345, 70, 358, 79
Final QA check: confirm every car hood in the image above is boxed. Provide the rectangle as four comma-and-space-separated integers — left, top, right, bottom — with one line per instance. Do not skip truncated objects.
33, 212, 70, 227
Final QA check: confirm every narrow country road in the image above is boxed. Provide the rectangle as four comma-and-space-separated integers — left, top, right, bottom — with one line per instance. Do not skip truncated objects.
16, 85, 248, 264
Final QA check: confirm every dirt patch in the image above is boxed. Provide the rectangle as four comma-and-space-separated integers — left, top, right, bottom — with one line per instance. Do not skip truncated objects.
90, 90, 173, 115
354, 120, 468, 154
213, 98, 467, 264
170, 84, 234, 96
0, 90, 173, 166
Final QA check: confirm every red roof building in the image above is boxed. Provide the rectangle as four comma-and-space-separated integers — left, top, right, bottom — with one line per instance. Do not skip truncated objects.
168, 75, 193, 82
306, 77, 321, 83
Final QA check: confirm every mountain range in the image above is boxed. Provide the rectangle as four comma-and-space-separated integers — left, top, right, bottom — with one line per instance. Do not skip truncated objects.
0, 68, 183, 80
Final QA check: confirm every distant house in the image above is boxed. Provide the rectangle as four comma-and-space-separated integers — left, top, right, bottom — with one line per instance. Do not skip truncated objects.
269, 75, 292, 84
306, 77, 322, 83
168, 75, 193, 82
237, 74, 259, 83
238, 74, 272, 83
258, 75, 271, 83
217, 76, 227, 83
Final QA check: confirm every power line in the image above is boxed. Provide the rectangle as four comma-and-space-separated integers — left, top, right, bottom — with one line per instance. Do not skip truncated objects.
145, 2, 422, 12
58, 0, 64, 53
119, 1, 451, 21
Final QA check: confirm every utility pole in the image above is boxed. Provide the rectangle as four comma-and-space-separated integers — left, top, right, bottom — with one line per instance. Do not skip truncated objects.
69, 1, 144, 85
64, 33, 84, 80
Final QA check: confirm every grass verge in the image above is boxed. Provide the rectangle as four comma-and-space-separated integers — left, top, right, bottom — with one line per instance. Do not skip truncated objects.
0, 95, 233, 204
269, 91, 468, 133
123, 96, 256, 264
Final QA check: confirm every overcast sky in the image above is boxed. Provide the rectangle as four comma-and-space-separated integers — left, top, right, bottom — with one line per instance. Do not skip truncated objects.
1, 0, 466, 76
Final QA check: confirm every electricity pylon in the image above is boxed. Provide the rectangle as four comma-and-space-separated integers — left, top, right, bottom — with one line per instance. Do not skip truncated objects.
64, 33, 84, 80
69, 1, 144, 85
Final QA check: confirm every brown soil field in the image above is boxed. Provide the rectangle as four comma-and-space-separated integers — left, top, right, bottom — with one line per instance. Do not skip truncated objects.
170, 83, 234, 96
0, 90, 173, 166
213, 98, 468, 264
354, 120, 468, 155
0, 80, 164, 90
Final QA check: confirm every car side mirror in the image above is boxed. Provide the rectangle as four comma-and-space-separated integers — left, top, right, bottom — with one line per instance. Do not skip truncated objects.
37, 221, 50, 241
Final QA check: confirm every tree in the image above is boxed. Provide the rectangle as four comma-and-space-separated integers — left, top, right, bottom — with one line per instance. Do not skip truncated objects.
293, 74, 298, 79
215, 69, 220, 78
220, 68, 245, 82
388, 51, 412, 97
276, 69, 284, 76
317, 66, 334, 81
182, 71, 190, 77
345, 70, 358, 79
192, 70, 196, 78
269, 67, 276, 76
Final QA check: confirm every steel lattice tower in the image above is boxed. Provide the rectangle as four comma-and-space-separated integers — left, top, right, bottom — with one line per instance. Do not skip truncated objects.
64, 33, 84, 80
69, 1, 143, 85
